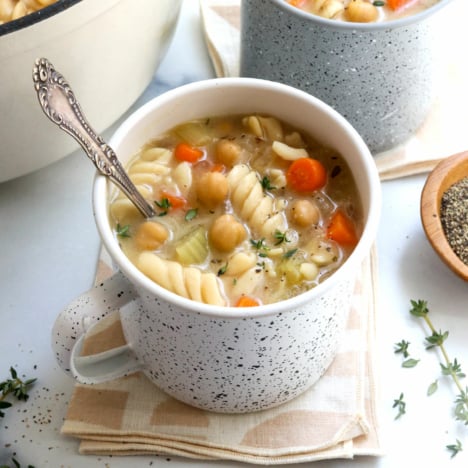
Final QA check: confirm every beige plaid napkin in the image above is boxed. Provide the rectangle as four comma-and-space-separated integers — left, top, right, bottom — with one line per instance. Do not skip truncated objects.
200, 0, 468, 180
61, 246, 381, 462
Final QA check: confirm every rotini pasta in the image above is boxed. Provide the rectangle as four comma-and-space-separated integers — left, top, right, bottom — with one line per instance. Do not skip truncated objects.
138, 252, 225, 306
227, 164, 287, 241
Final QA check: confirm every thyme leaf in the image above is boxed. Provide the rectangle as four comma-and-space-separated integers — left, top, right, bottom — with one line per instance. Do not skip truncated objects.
392, 393, 406, 420
250, 238, 269, 252
283, 248, 298, 259
217, 263, 228, 276
116, 223, 131, 238
446, 439, 463, 458
273, 230, 289, 245
185, 208, 198, 221
260, 176, 276, 191
427, 380, 438, 396
402, 358, 419, 368
155, 197, 171, 216
394, 339, 411, 358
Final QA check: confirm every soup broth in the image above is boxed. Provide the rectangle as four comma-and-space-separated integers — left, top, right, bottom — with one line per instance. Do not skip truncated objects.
287, 0, 439, 23
110, 114, 362, 307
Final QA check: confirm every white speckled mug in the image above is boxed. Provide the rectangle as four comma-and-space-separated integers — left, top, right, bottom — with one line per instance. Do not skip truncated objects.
240, 0, 453, 153
53, 78, 380, 413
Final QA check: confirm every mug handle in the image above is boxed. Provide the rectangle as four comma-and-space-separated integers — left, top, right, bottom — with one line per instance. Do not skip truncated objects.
52, 270, 143, 383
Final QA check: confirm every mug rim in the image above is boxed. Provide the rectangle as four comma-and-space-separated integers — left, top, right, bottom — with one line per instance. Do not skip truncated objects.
270, 0, 453, 31
93, 77, 381, 319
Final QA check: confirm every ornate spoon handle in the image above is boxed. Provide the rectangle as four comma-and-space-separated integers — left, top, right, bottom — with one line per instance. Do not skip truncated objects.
32, 57, 155, 219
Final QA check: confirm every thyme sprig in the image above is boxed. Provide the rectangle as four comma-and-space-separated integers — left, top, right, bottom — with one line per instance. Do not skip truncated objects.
410, 299, 468, 426
0, 367, 36, 468
0, 367, 36, 415
0, 458, 35, 468
409, 299, 468, 458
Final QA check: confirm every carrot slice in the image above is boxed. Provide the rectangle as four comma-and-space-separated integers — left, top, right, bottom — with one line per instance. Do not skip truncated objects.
210, 163, 226, 173
160, 190, 186, 210
387, 0, 414, 10
174, 142, 204, 163
235, 296, 260, 307
288, 0, 306, 7
326, 210, 358, 246
286, 158, 327, 192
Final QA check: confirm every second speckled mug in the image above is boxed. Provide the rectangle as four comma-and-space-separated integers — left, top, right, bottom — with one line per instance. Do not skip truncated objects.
240, 0, 452, 153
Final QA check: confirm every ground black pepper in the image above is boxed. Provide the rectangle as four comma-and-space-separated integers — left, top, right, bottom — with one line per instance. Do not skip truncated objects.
440, 176, 468, 265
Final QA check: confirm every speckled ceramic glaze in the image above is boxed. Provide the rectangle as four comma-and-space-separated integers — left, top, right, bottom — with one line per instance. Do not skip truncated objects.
240, 0, 452, 153
53, 78, 381, 413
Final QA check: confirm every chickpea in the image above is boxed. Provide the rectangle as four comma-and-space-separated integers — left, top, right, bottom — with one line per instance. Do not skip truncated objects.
209, 214, 247, 252
290, 199, 320, 227
345, 0, 378, 23
135, 221, 169, 250
197, 171, 228, 209
215, 139, 241, 167
319, 0, 344, 19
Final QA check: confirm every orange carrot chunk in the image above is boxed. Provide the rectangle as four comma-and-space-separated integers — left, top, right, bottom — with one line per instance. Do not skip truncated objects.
286, 158, 327, 192
387, 0, 414, 10
288, 0, 306, 7
174, 142, 204, 163
235, 296, 260, 307
327, 210, 359, 246
210, 163, 226, 173
160, 190, 186, 210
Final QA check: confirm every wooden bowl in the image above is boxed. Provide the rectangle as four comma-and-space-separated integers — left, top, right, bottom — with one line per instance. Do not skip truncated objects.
420, 151, 468, 281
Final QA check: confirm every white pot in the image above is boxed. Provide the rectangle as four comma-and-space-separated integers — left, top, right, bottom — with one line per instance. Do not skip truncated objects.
0, 0, 182, 182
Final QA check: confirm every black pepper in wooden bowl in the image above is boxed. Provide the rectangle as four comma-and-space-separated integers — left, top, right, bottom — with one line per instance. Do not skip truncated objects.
440, 177, 468, 266
420, 151, 468, 282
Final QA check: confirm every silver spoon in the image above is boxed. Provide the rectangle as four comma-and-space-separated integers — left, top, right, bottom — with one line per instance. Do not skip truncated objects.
32, 57, 155, 218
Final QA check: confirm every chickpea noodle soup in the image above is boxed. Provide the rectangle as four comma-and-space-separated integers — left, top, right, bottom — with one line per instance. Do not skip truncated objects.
110, 114, 362, 307
288, 0, 439, 23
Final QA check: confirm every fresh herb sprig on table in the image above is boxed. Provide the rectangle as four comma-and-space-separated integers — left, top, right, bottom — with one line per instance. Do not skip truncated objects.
409, 299, 468, 428
392, 393, 406, 420
393, 300, 467, 458
0, 367, 36, 468
0, 367, 36, 415
0, 459, 35, 468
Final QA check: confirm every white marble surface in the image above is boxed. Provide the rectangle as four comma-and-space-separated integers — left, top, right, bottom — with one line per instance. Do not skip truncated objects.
0, 1, 467, 467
